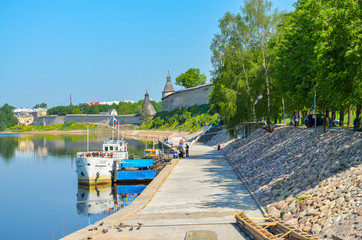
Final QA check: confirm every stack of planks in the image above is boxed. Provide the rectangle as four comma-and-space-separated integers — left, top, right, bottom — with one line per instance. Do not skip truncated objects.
234, 212, 283, 240
234, 212, 320, 240
264, 214, 320, 240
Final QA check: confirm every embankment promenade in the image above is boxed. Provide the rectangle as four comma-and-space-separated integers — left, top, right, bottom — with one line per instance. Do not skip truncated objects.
62, 139, 264, 240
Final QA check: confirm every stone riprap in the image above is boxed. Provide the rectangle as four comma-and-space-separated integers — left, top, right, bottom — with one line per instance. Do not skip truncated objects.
208, 126, 361, 239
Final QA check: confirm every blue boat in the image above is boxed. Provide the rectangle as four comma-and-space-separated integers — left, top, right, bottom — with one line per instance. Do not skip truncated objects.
115, 158, 157, 183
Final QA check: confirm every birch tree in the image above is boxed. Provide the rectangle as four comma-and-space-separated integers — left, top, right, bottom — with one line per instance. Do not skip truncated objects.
210, 0, 281, 135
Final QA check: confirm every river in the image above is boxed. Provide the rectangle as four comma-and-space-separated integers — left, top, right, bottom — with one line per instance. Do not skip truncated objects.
0, 133, 148, 240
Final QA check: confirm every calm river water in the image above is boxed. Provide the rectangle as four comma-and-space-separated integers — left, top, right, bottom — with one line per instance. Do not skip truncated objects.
0, 133, 147, 240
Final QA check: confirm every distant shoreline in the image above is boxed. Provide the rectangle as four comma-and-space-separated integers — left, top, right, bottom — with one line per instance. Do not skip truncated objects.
0, 129, 181, 140
0, 128, 203, 141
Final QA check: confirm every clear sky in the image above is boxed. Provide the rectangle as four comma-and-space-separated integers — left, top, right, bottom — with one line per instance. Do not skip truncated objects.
0, 0, 295, 108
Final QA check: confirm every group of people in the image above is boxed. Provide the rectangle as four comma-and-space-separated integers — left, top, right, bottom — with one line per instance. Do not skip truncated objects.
177, 138, 189, 158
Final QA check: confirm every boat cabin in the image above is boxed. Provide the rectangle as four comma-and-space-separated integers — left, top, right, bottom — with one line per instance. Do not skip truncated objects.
103, 139, 127, 152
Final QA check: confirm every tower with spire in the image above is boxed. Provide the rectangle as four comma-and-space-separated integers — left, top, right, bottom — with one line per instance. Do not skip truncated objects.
141, 91, 156, 122
162, 71, 175, 99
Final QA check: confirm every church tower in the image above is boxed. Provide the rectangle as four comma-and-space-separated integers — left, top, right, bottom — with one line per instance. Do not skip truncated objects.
162, 71, 175, 98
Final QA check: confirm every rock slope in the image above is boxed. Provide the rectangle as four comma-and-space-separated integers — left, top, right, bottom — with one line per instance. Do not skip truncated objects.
208, 126, 361, 239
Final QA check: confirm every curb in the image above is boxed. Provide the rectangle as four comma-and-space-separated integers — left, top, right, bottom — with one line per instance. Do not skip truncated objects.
223, 151, 267, 216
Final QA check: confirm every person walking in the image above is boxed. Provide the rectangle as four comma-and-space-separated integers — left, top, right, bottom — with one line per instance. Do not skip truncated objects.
217, 144, 221, 151
294, 113, 299, 127
185, 144, 189, 158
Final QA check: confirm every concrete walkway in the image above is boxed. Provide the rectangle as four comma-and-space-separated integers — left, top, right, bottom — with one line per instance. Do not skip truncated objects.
63, 143, 263, 240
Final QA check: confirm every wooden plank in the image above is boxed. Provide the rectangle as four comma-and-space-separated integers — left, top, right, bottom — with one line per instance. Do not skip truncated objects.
234, 212, 283, 240
264, 215, 320, 240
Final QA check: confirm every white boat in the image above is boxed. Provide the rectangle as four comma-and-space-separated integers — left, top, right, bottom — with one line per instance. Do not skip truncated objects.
76, 139, 128, 185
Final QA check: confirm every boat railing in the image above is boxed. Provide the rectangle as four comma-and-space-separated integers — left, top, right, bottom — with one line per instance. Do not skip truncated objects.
76, 151, 127, 160
103, 139, 126, 145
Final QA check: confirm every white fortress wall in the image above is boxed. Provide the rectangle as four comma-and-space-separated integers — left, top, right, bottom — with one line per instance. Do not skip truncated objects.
162, 83, 213, 112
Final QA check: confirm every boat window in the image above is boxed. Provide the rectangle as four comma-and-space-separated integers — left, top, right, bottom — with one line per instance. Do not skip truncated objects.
110, 146, 113, 151
105, 146, 108, 151
115, 147, 118, 151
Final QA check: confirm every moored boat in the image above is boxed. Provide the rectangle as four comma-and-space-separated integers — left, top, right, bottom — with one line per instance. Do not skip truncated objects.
76, 139, 128, 185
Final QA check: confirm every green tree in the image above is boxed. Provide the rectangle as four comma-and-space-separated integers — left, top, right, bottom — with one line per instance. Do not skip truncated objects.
0, 104, 18, 131
315, 0, 362, 112
274, 0, 361, 120
210, 0, 281, 135
175, 68, 207, 88
71, 107, 82, 114
33, 102, 47, 109
151, 100, 162, 113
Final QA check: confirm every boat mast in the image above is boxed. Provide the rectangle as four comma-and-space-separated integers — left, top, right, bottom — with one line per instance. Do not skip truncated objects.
112, 117, 114, 141
87, 126, 89, 152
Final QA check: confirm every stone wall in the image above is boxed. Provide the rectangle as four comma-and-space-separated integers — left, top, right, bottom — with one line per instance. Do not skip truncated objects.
162, 83, 213, 112
32, 114, 141, 126
33, 115, 65, 126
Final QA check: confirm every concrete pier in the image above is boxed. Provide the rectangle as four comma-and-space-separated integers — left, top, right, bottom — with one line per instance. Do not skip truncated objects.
62, 143, 264, 240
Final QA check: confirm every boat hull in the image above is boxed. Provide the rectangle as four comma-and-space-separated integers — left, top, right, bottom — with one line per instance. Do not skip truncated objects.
76, 157, 114, 185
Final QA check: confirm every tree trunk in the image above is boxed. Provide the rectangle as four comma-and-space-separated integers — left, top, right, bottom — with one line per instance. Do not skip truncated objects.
332, 110, 336, 125
357, 104, 361, 119
348, 104, 353, 127
339, 109, 345, 126
326, 108, 330, 126
298, 111, 302, 126
240, 57, 257, 125
265, 72, 271, 126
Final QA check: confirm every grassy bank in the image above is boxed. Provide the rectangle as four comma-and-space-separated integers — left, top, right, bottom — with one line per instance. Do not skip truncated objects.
138, 104, 219, 133
7, 122, 97, 132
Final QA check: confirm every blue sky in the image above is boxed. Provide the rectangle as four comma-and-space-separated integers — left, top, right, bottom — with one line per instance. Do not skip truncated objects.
0, 0, 295, 108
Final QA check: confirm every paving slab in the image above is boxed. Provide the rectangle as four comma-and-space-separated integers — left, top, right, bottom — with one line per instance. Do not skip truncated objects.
62, 143, 263, 240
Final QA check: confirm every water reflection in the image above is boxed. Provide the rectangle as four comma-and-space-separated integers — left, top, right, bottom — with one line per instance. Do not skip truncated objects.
76, 184, 147, 216
77, 185, 116, 215
0, 135, 19, 161
0, 134, 146, 161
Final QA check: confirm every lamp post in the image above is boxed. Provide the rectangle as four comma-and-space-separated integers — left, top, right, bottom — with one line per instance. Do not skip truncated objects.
254, 95, 263, 125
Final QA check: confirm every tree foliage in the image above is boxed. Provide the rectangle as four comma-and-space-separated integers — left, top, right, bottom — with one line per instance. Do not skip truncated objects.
210, 0, 281, 136
210, 0, 362, 135
274, 0, 362, 114
139, 105, 218, 133
0, 104, 18, 131
175, 68, 207, 88
33, 102, 47, 109
47, 100, 162, 116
